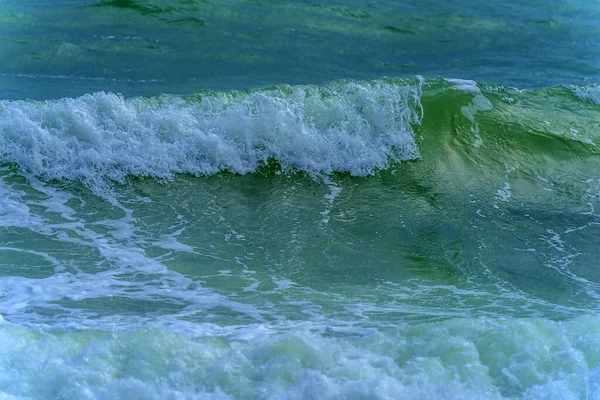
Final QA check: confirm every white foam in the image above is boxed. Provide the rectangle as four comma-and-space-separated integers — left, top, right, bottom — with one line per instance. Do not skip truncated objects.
570, 84, 600, 105
0, 315, 598, 399
445, 78, 480, 93
0, 79, 422, 190
496, 181, 511, 202
321, 176, 342, 224
0, 175, 275, 329
0, 179, 45, 229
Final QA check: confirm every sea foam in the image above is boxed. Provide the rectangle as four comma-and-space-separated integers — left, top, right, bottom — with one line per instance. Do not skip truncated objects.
0, 79, 422, 190
0, 316, 599, 399
570, 84, 600, 105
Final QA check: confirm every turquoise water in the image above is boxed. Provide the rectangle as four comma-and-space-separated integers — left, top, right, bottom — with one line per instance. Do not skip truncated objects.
1, 1, 600, 399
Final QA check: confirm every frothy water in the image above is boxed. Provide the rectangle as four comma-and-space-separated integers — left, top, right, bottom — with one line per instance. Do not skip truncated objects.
0, 79, 422, 190
2, 316, 600, 399
2, 0, 600, 397
570, 84, 600, 105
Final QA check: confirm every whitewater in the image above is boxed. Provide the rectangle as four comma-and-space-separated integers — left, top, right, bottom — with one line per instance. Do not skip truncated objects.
1, 0, 600, 399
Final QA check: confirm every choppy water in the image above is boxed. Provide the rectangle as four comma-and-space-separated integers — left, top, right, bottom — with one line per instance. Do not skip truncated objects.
1, 1, 600, 399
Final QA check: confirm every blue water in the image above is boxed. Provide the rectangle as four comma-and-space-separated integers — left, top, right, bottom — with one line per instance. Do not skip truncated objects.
2, 0, 599, 99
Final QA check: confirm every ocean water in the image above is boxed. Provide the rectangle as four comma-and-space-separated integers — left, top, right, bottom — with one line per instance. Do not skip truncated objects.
1, 0, 600, 399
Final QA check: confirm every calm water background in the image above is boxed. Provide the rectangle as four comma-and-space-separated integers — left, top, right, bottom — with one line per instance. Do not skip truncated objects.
2, 0, 599, 99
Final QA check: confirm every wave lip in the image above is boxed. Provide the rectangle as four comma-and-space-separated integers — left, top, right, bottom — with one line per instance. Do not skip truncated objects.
0, 78, 423, 188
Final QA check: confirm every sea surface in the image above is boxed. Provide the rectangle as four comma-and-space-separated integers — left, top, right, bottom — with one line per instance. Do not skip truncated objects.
1, 0, 600, 399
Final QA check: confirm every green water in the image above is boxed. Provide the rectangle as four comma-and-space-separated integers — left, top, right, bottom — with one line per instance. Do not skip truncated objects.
1, 0, 600, 398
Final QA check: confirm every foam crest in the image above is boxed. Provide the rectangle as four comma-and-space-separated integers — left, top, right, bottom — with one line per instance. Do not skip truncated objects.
0, 79, 422, 189
570, 84, 600, 105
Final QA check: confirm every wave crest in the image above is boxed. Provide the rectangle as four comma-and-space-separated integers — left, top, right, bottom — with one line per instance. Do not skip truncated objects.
0, 78, 423, 189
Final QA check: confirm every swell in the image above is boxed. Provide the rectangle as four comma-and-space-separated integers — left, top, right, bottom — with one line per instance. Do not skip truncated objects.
0, 77, 598, 190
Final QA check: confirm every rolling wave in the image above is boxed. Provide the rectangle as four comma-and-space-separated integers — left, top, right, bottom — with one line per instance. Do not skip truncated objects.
0, 77, 598, 190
